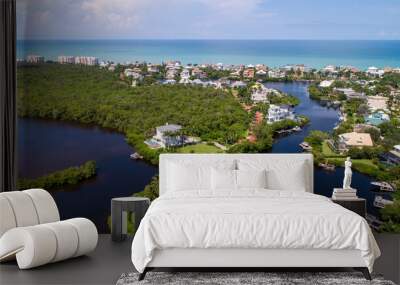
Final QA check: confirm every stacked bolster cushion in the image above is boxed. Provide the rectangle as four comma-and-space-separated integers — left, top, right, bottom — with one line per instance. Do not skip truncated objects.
0, 189, 98, 269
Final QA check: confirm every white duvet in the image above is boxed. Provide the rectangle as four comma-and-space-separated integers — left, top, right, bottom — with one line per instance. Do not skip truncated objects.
131, 190, 380, 273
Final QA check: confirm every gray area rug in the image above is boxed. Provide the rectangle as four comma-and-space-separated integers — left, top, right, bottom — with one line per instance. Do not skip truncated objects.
117, 272, 396, 285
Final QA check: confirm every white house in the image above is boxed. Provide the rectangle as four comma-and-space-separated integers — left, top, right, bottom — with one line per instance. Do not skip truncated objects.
251, 90, 269, 103
124, 69, 143, 80
256, 69, 267, 76
268, 70, 285, 78
266, 104, 295, 124
319, 80, 334, 88
366, 66, 384, 77
153, 123, 183, 148
180, 69, 190, 80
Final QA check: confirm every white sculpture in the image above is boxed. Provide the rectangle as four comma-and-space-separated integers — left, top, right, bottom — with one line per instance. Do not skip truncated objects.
343, 157, 353, 190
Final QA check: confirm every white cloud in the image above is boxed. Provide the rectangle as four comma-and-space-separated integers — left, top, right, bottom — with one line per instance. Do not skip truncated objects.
18, 0, 399, 40
18, 0, 273, 39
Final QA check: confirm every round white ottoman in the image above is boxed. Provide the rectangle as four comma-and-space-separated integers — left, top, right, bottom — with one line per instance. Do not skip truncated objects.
0, 189, 98, 269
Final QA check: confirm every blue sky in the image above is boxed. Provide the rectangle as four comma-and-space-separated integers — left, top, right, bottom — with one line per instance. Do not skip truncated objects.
17, 0, 400, 40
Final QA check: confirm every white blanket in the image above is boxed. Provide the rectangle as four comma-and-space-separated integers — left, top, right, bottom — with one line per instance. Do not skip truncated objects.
131, 190, 380, 273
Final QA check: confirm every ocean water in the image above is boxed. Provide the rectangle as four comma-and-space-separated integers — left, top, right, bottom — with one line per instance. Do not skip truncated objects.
17, 39, 400, 69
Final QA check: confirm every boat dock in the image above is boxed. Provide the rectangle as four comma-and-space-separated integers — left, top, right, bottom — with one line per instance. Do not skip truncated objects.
299, 141, 312, 152
371, 181, 395, 192
130, 152, 144, 160
373, 195, 394, 209
318, 162, 335, 171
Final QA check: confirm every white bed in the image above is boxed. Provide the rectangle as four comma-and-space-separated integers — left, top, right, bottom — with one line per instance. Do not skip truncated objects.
131, 154, 380, 280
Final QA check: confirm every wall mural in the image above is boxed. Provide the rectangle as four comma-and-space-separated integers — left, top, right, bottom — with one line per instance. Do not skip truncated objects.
16, 1, 400, 233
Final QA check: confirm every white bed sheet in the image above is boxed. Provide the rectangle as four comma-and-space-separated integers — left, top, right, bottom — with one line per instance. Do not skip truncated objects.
131, 190, 380, 273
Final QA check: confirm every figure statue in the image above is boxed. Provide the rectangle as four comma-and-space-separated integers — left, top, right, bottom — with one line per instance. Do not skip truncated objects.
343, 157, 352, 190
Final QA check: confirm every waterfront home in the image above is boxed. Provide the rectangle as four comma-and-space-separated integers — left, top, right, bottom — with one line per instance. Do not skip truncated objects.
268, 69, 285, 78
367, 95, 389, 112
153, 123, 183, 148
337, 132, 373, 152
266, 104, 295, 124
334, 88, 366, 100
243, 68, 255, 79
256, 69, 267, 77
319, 80, 334, 88
26, 54, 45, 63
367, 66, 385, 77
364, 111, 390, 126
251, 85, 280, 103
251, 89, 269, 103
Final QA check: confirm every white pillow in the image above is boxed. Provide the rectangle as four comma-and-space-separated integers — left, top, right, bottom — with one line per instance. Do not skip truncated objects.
266, 163, 307, 191
236, 169, 267, 189
211, 168, 237, 191
238, 159, 308, 191
167, 162, 211, 191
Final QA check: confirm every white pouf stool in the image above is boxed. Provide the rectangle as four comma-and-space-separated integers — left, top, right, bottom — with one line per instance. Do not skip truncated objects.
0, 189, 98, 269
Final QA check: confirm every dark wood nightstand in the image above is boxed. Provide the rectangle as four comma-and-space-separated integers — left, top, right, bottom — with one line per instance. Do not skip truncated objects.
111, 197, 150, 242
331, 198, 366, 218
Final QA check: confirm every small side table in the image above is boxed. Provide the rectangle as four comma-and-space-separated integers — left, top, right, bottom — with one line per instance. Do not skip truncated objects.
111, 197, 150, 242
331, 198, 366, 218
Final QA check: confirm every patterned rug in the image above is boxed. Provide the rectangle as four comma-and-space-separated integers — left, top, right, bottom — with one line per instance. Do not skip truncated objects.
117, 271, 395, 285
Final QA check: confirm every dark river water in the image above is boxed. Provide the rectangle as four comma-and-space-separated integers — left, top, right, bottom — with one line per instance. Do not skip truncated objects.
18, 82, 383, 233
18, 120, 157, 233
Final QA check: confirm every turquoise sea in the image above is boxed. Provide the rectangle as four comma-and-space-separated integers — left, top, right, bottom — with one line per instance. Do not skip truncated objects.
17, 39, 400, 69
